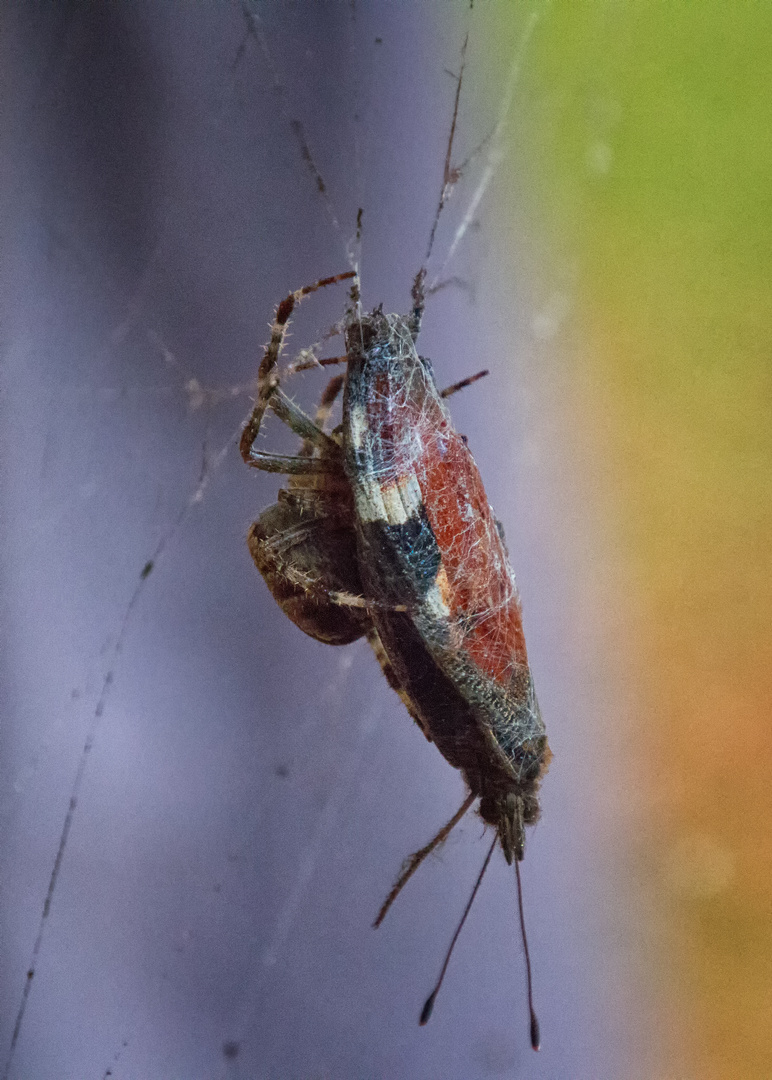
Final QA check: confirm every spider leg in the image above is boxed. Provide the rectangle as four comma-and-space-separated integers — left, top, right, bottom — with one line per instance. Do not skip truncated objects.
242, 389, 341, 472
240, 271, 355, 463
269, 390, 339, 451
326, 590, 372, 609
314, 373, 346, 428
299, 373, 346, 457
243, 450, 338, 475
326, 590, 407, 613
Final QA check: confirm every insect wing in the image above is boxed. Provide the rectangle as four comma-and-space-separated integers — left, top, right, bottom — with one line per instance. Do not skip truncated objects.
343, 311, 548, 796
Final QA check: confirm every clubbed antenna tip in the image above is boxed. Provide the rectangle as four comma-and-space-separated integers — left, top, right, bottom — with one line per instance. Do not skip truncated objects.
530, 1009, 540, 1052
419, 990, 437, 1026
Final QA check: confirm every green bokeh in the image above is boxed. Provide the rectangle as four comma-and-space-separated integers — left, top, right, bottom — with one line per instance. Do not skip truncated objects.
518, 1, 772, 380
486, 4, 772, 1078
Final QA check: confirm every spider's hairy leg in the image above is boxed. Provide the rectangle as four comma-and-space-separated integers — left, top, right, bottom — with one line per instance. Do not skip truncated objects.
268, 391, 340, 452
239, 271, 355, 464
242, 450, 339, 475
299, 373, 346, 458
243, 376, 345, 474
313, 373, 346, 429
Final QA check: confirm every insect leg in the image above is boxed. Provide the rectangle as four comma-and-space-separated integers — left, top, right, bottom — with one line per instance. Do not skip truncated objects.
440, 369, 489, 399
409, 267, 427, 339
289, 353, 347, 374
373, 790, 477, 928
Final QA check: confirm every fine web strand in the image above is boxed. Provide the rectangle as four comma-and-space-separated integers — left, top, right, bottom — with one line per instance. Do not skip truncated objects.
430, 1, 550, 291
1, 423, 239, 1080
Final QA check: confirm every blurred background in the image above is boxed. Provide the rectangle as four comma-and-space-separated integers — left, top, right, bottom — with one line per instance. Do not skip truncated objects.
1, 2, 769, 1078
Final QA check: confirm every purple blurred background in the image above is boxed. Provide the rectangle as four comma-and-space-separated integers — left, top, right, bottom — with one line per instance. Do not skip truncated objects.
1, 3, 657, 1077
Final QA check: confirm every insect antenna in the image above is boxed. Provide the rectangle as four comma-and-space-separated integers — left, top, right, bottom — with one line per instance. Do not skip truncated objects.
419, 833, 497, 1025
515, 855, 541, 1051
408, 20, 472, 338
373, 791, 476, 928
433, 2, 548, 287
423, 30, 469, 270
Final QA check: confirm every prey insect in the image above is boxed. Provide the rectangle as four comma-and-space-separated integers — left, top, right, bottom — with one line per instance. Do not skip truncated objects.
240, 27, 549, 1052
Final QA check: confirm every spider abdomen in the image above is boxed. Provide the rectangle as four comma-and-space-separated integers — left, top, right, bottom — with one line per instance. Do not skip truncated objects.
249, 487, 368, 646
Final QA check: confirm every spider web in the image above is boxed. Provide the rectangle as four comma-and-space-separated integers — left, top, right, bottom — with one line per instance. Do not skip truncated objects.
0, 3, 651, 1078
